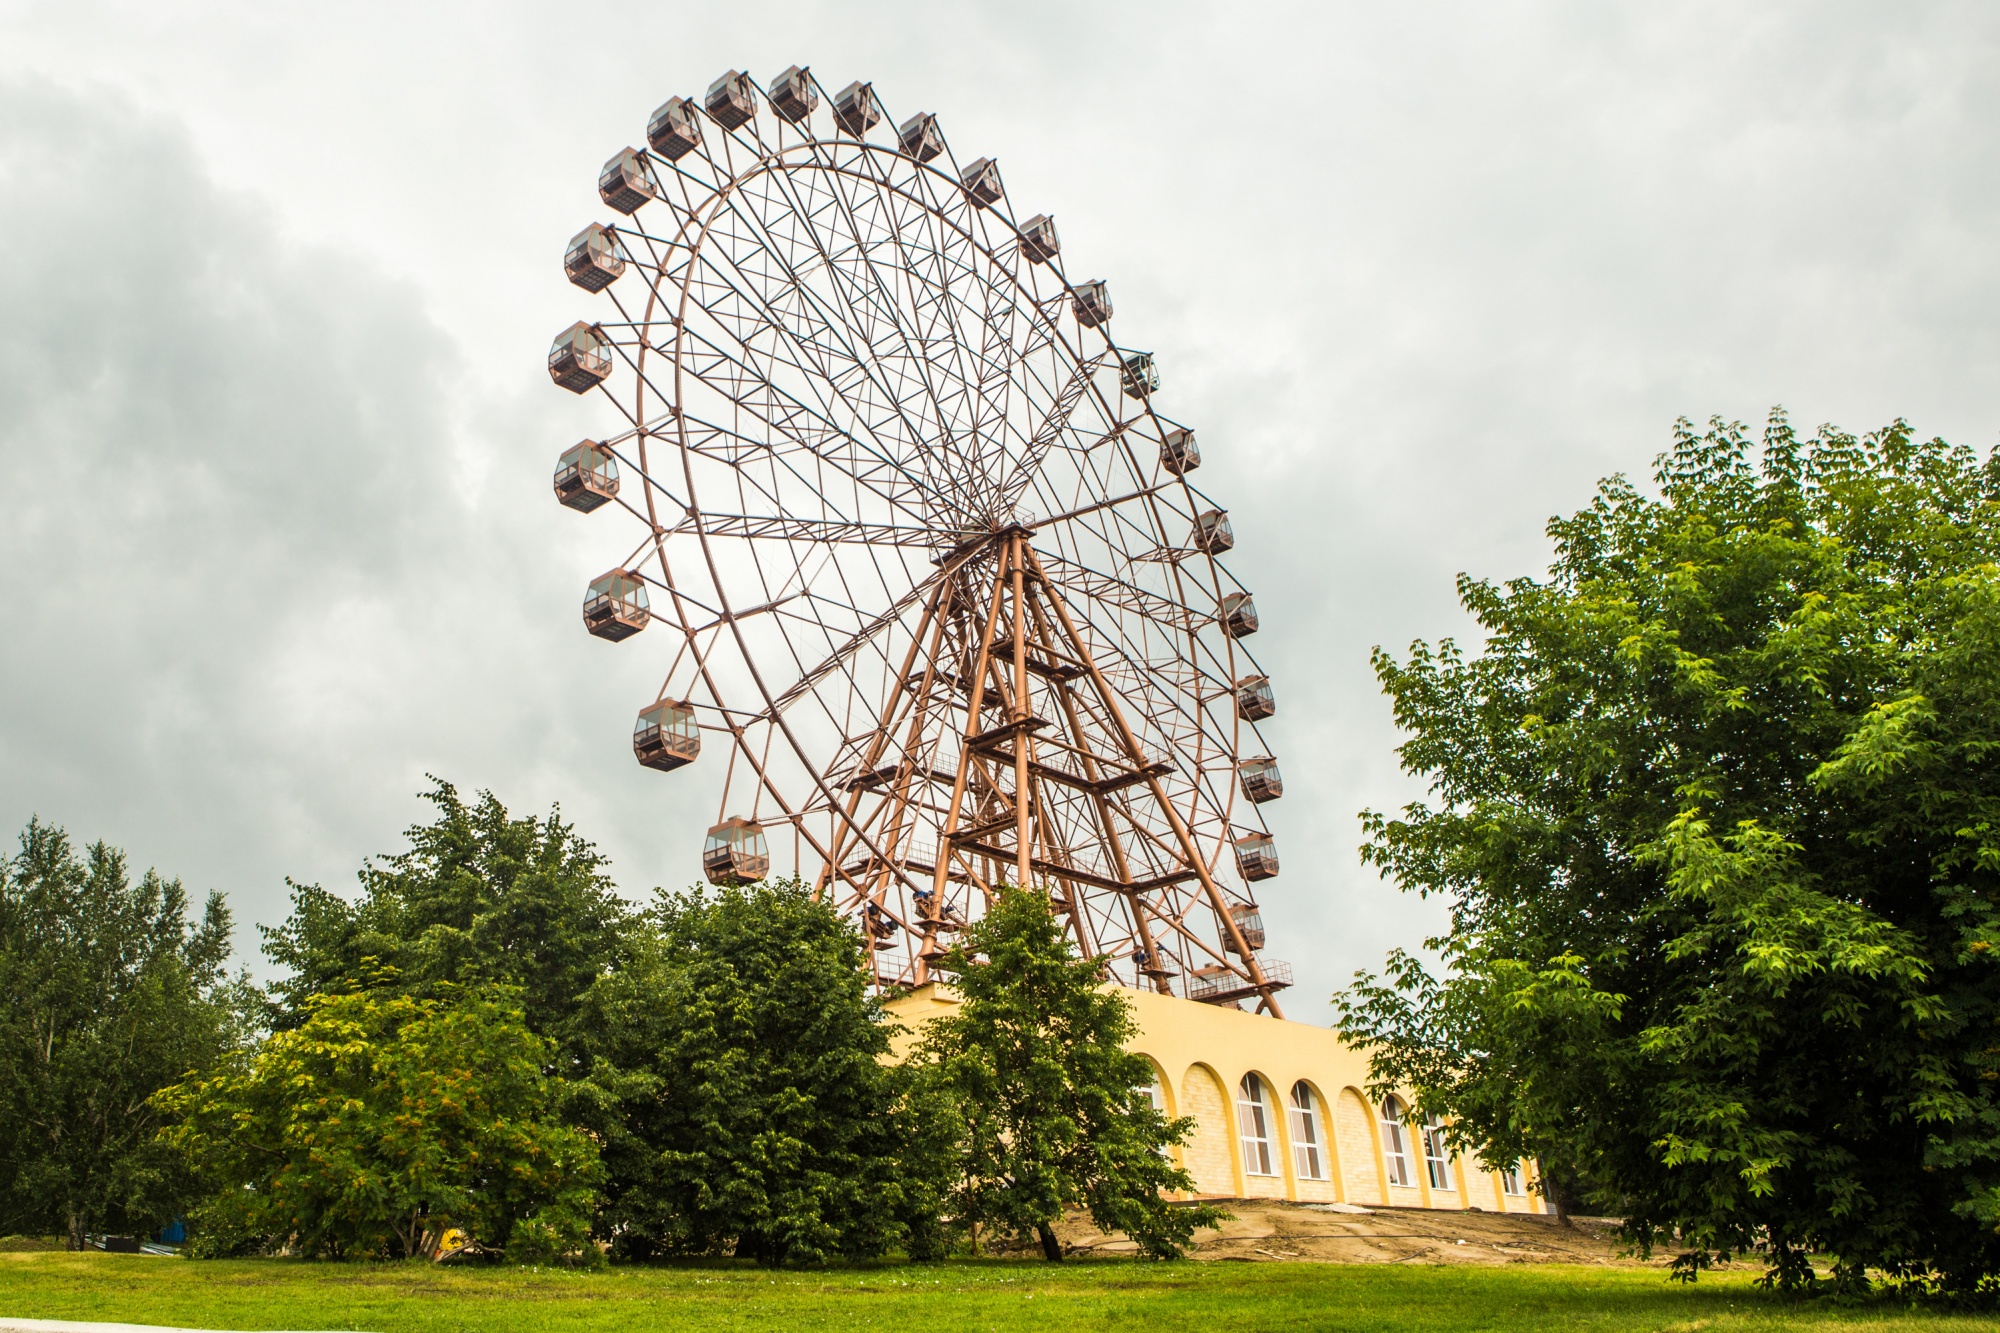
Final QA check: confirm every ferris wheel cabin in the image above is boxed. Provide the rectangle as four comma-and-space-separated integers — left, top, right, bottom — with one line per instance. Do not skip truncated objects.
633, 701, 700, 772
706, 71, 757, 130
1220, 591, 1259, 638
1235, 674, 1277, 721
553, 441, 619, 512
1227, 903, 1268, 953
597, 148, 658, 215
768, 66, 817, 123
703, 817, 770, 886
897, 112, 943, 162
1234, 832, 1280, 882
960, 157, 1004, 208
1120, 351, 1160, 400
646, 96, 702, 160
1161, 427, 1200, 476
1072, 279, 1112, 328
1193, 508, 1234, 554
834, 81, 881, 136
582, 569, 650, 641
1239, 755, 1284, 804
563, 223, 627, 293
548, 323, 612, 393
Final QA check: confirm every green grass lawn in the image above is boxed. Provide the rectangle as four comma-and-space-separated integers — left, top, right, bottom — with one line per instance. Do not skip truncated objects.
0, 1252, 1990, 1333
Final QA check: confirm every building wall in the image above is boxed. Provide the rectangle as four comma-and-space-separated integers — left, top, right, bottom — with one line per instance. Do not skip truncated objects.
884, 983, 1543, 1214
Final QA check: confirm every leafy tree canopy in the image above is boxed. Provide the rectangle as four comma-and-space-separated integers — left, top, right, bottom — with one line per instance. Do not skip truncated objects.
920, 886, 1221, 1260
261, 779, 631, 1074
1335, 413, 2000, 1292
158, 987, 599, 1262
0, 818, 249, 1248
577, 878, 942, 1266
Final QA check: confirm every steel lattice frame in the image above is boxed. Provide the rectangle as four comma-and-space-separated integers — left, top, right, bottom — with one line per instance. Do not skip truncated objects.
555, 68, 1289, 1013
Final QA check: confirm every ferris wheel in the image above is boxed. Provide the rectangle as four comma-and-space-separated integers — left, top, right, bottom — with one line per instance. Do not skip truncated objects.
547, 66, 1290, 1013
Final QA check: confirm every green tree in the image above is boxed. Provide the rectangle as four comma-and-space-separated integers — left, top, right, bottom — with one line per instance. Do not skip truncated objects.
0, 818, 249, 1248
1335, 413, 2000, 1291
157, 987, 599, 1262
577, 879, 941, 1265
261, 779, 631, 1075
920, 886, 1221, 1261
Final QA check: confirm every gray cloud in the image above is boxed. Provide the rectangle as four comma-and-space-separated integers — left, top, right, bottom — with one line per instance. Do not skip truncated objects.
1, 4, 1997, 1015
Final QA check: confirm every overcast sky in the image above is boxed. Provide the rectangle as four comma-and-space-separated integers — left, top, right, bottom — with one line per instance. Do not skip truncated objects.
2, 2, 1995, 1017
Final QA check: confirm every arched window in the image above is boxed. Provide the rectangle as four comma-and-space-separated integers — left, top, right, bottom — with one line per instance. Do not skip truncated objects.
1288, 1082, 1325, 1180
1422, 1112, 1453, 1190
1237, 1074, 1276, 1176
1380, 1095, 1413, 1187
1500, 1162, 1526, 1196
1136, 1065, 1171, 1159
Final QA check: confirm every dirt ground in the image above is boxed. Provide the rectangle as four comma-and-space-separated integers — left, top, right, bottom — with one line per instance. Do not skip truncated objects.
1036, 1201, 1644, 1266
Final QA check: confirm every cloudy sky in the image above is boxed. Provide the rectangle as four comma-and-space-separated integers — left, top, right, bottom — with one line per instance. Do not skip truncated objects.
2, 2, 1995, 1016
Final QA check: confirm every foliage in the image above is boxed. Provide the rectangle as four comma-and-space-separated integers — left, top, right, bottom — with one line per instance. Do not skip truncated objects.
261, 779, 632, 1075
156, 988, 599, 1262
1334, 412, 2000, 1291
0, 818, 250, 1248
919, 886, 1220, 1260
575, 878, 942, 1265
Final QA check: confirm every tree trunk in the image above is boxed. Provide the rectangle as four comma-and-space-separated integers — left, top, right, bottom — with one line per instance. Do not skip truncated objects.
1037, 1222, 1063, 1262
67, 1209, 84, 1252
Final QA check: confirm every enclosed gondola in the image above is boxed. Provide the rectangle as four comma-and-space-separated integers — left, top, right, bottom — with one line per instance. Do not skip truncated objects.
897, 112, 942, 162
553, 441, 619, 512
1072, 279, 1112, 328
1120, 350, 1159, 400
646, 96, 702, 160
1235, 674, 1276, 721
582, 569, 649, 641
1238, 755, 1283, 804
1226, 903, 1267, 953
834, 81, 881, 136
1193, 508, 1233, 554
597, 148, 657, 215
960, 157, 1003, 208
1234, 832, 1279, 882
1020, 213, 1059, 263
768, 65, 816, 122
563, 223, 627, 293
1161, 427, 1200, 476
1220, 591, 1259, 638
548, 322, 612, 393
633, 700, 700, 772
706, 70, 757, 129
703, 817, 770, 886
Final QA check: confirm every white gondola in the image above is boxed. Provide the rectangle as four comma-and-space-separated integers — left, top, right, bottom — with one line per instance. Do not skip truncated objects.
582, 569, 649, 641
834, 81, 881, 136
597, 148, 657, 215
703, 817, 770, 886
1193, 509, 1233, 554
563, 223, 628, 293
633, 700, 700, 772
646, 96, 702, 160
553, 441, 619, 512
1020, 213, 1059, 263
768, 65, 816, 123
897, 112, 943, 162
961, 157, 1003, 208
1120, 351, 1159, 400
1220, 591, 1259, 638
705, 70, 756, 129
1239, 756, 1283, 804
1226, 903, 1267, 953
1235, 674, 1276, 721
1072, 279, 1112, 328
1234, 833, 1279, 882
1161, 427, 1200, 476
548, 322, 612, 393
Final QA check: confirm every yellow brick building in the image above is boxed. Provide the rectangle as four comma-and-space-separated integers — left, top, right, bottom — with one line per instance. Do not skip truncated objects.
885, 983, 1544, 1213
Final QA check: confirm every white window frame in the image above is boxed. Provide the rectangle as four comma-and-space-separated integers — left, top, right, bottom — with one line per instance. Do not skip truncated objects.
1500, 1162, 1525, 1196
1287, 1082, 1325, 1181
1237, 1074, 1277, 1177
1422, 1113, 1453, 1191
1381, 1096, 1413, 1188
